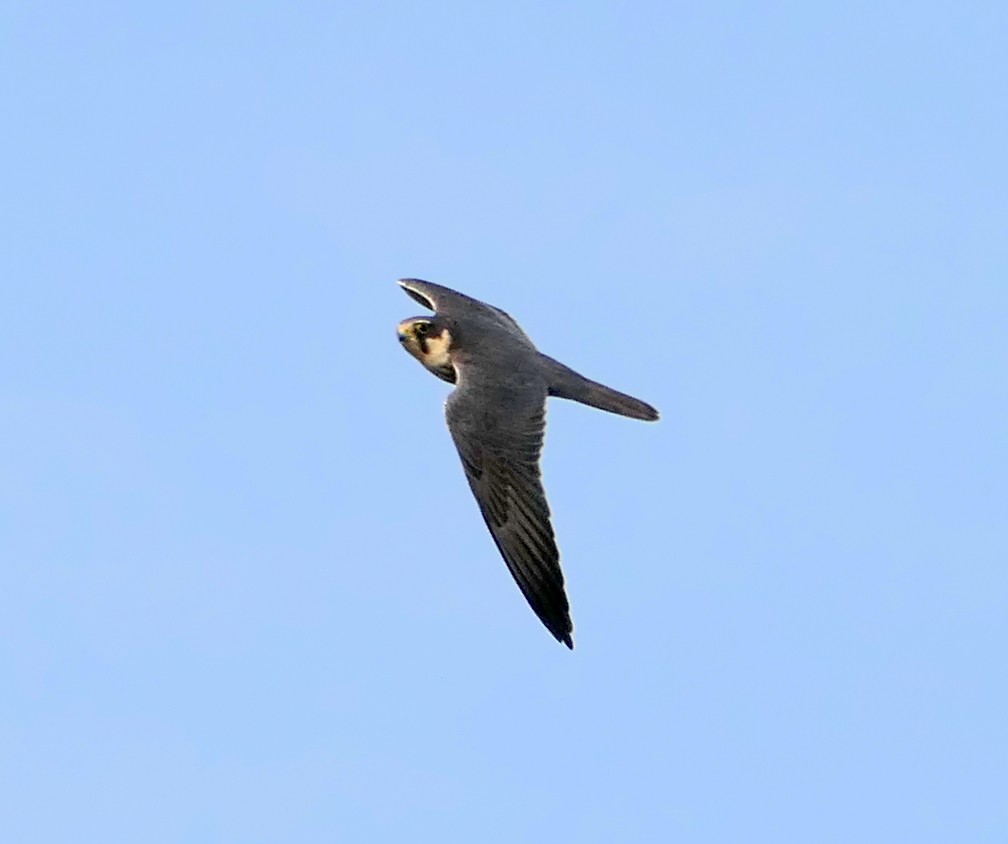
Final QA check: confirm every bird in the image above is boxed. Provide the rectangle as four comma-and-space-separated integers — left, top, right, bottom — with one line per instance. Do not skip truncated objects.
396, 278, 659, 648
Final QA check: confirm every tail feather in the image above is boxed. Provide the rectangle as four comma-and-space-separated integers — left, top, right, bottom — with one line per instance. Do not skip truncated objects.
541, 355, 659, 421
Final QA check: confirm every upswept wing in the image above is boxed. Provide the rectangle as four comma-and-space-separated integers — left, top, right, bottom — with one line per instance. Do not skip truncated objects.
398, 278, 523, 334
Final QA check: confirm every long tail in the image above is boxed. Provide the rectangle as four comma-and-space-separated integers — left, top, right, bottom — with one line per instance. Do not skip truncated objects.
540, 355, 659, 421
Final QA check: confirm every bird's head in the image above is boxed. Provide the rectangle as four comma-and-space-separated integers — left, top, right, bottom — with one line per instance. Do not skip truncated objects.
396, 316, 457, 383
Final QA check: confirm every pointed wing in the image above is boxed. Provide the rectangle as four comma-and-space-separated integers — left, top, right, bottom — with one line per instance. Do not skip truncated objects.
398, 278, 525, 335
444, 379, 573, 648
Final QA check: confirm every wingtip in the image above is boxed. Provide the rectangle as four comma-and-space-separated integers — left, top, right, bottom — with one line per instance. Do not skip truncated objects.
558, 628, 574, 649
397, 279, 436, 310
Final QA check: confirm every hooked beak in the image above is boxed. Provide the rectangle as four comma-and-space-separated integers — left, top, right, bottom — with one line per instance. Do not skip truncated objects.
396, 320, 414, 343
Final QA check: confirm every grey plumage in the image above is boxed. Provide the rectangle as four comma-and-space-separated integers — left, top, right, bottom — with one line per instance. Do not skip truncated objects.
396, 278, 658, 648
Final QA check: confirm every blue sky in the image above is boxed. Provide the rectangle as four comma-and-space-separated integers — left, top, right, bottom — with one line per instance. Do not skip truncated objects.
2, 2, 1006, 841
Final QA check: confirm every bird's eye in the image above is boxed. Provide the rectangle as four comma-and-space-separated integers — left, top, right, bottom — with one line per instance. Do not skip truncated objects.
415, 322, 430, 337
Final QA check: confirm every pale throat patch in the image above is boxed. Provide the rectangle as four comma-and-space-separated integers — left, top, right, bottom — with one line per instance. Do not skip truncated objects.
422, 328, 452, 370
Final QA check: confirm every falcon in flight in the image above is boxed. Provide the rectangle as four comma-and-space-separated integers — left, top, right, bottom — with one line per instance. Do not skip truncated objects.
396, 278, 659, 648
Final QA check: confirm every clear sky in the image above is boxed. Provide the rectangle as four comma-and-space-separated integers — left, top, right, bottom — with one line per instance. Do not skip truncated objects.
2, 2, 1006, 842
